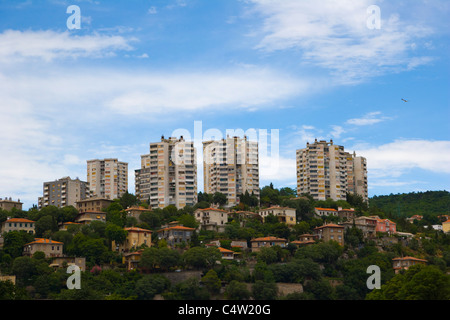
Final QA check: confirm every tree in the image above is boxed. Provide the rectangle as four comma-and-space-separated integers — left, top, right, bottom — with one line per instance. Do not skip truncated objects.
213, 192, 227, 206
134, 274, 170, 300
119, 191, 138, 209
303, 278, 334, 300
224, 280, 251, 300
35, 215, 58, 237
178, 214, 199, 229
256, 247, 279, 264
3, 231, 34, 258
182, 247, 221, 270
165, 277, 210, 300
140, 247, 181, 272
105, 223, 128, 246
139, 211, 161, 229
367, 265, 450, 300
202, 269, 222, 295
252, 280, 278, 300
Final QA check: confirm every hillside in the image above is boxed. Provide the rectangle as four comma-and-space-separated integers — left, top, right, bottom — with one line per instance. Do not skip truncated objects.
369, 190, 450, 218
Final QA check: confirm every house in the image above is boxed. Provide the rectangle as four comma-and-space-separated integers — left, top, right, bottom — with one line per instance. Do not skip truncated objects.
123, 250, 144, 271
124, 206, 152, 223
313, 223, 345, 246
23, 238, 64, 258
194, 208, 229, 232
75, 197, 113, 213
250, 236, 287, 252
113, 227, 152, 253
1, 218, 35, 234
74, 211, 106, 224
392, 256, 427, 274
370, 216, 397, 234
443, 220, 450, 233
207, 239, 248, 251
259, 206, 296, 225
218, 247, 237, 260
49, 257, 86, 272
59, 222, 81, 231
157, 225, 195, 247
340, 216, 377, 239
314, 207, 338, 218
0, 198, 23, 211
291, 234, 318, 247
406, 215, 423, 223
337, 207, 355, 220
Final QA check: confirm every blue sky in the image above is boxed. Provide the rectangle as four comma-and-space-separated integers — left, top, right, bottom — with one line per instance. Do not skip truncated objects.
0, 0, 449, 209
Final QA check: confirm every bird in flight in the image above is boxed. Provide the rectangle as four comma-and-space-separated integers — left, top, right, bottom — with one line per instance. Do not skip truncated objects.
401, 98, 408, 102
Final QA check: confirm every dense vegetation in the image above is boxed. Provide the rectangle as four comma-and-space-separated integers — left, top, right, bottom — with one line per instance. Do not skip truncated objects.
0, 188, 449, 300
370, 190, 450, 219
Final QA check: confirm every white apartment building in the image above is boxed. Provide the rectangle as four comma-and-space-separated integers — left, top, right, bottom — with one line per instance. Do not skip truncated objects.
135, 136, 197, 209
87, 159, 128, 200
38, 176, 89, 209
296, 139, 368, 202
203, 136, 259, 207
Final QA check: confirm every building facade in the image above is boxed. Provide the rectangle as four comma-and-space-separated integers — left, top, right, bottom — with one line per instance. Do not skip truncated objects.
258, 206, 296, 225
250, 236, 287, 252
23, 238, 64, 258
157, 224, 195, 247
0, 198, 23, 211
296, 139, 368, 202
313, 223, 345, 246
135, 136, 197, 209
113, 227, 152, 253
38, 177, 89, 209
75, 197, 113, 213
87, 158, 128, 200
194, 207, 229, 232
203, 136, 259, 207
1, 218, 35, 234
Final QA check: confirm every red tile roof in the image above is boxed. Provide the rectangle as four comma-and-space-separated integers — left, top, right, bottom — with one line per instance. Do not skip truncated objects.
251, 236, 287, 242
25, 238, 63, 246
157, 226, 195, 232
4, 218, 34, 223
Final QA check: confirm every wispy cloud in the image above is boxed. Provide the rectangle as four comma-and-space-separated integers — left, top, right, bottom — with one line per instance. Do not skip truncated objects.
346, 111, 392, 126
248, 0, 435, 83
353, 139, 450, 176
0, 29, 135, 63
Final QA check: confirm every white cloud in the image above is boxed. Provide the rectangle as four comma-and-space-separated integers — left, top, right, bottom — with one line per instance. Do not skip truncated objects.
353, 139, 450, 180
248, 0, 434, 83
0, 29, 134, 63
346, 111, 392, 126
259, 153, 296, 184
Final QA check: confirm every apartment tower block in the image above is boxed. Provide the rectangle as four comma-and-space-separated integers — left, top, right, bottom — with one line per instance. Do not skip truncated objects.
38, 176, 89, 209
87, 158, 128, 200
135, 136, 197, 209
203, 136, 259, 207
296, 139, 368, 202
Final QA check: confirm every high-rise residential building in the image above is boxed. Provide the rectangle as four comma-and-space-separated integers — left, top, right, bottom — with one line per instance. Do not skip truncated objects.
87, 158, 128, 200
203, 135, 259, 207
296, 139, 368, 202
38, 177, 89, 209
135, 136, 197, 209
